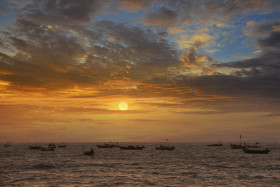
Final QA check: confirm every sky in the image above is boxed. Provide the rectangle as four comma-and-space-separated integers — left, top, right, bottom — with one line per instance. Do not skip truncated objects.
0, 0, 280, 143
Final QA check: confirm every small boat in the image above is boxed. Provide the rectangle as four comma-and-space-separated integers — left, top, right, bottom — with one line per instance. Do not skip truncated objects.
4, 142, 12, 147
245, 142, 260, 148
119, 145, 144, 150
40, 147, 54, 151
243, 147, 270, 154
48, 143, 56, 149
28, 145, 41, 149
58, 143, 66, 148
207, 141, 223, 146
155, 139, 175, 150
83, 148, 94, 155
155, 145, 175, 150
97, 141, 119, 148
231, 135, 245, 149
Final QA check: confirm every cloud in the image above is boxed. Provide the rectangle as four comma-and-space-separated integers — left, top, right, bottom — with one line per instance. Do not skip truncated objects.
0, 0, 280, 115
19, 0, 106, 25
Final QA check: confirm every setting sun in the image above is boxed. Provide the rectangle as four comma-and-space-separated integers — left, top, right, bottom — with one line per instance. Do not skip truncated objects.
119, 102, 128, 111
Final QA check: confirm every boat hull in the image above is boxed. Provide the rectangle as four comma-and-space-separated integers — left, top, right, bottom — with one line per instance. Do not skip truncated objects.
119, 146, 144, 150
243, 148, 270, 154
29, 145, 41, 149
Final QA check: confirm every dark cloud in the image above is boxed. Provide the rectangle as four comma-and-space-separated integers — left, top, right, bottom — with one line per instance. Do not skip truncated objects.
258, 31, 280, 48
143, 6, 192, 27
141, 0, 280, 29
20, 0, 106, 25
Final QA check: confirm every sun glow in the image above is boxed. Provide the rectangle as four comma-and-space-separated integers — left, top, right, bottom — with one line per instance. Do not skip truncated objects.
119, 102, 128, 111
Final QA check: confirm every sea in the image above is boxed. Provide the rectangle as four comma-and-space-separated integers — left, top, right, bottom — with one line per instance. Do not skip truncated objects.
0, 143, 279, 186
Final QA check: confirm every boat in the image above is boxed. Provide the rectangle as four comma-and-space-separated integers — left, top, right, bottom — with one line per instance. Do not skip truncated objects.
97, 141, 119, 148
155, 139, 175, 150
243, 147, 270, 154
58, 143, 66, 148
83, 148, 94, 155
230, 135, 245, 149
207, 141, 223, 146
4, 142, 12, 147
119, 145, 144, 150
48, 143, 56, 149
28, 145, 41, 149
245, 142, 260, 148
40, 147, 54, 151
155, 145, 175, 150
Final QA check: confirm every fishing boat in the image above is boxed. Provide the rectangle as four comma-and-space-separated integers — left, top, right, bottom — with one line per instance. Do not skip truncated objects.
245, 142, 260, 148
48, 143, 56, 149
243, 147, 270, 154
97, 144, 114, 148
155, 145, 175, 150
58, 143, 66, 148
28, 145, 41, 149
155, 139, 175, 150
207, 141, 223, 146
97, 141, 119, 148
119, 145, 144, 150
230, 135, 245, 149
83, 148, 94, 155
4, 142, 12, 147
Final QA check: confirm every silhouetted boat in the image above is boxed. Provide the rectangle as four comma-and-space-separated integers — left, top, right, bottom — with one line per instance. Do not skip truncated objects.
40, 147, 54, 151
28, 145, 41, 149
48, 143, 56, 149
245, 142, 260, 148
4, 142, 12, 147
155, 139, 175, 150
243, 147, 270, 154
58, 143, 66, 148
207, 141, 223, 146
83, 148, 94, 155
155, 145, 175, 150
97, 141, 119, 148
119, 145, 144, 150
231, 135, 245, 149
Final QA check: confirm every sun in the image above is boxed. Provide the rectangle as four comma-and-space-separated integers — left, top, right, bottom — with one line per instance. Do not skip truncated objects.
119, 102, 128, 111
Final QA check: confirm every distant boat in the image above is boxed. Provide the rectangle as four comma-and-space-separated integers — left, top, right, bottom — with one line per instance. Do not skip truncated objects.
97, 144, 114, 148
245, 142, 260, 148
155, 139, 175, 150
58, 143, 66, 148
231, 135, 245, 149
4, 142, 12, 147
28, 145, 41, 150
155, 145, 175, 150
48, 143, 56, 149
119, 145, 144, 150
83, 148, 94, 155
243, 147, 270, 154
97, 141, 119, 148
207, 141, 223, 146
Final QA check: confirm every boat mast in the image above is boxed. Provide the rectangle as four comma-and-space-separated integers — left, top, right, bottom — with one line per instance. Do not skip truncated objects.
240, 135, 242, 145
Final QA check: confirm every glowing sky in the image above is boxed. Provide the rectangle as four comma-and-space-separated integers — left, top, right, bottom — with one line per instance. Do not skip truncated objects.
1, 0, 280, 142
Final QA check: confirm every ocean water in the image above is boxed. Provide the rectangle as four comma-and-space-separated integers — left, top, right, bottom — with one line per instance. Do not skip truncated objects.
0, 143, 279, 186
